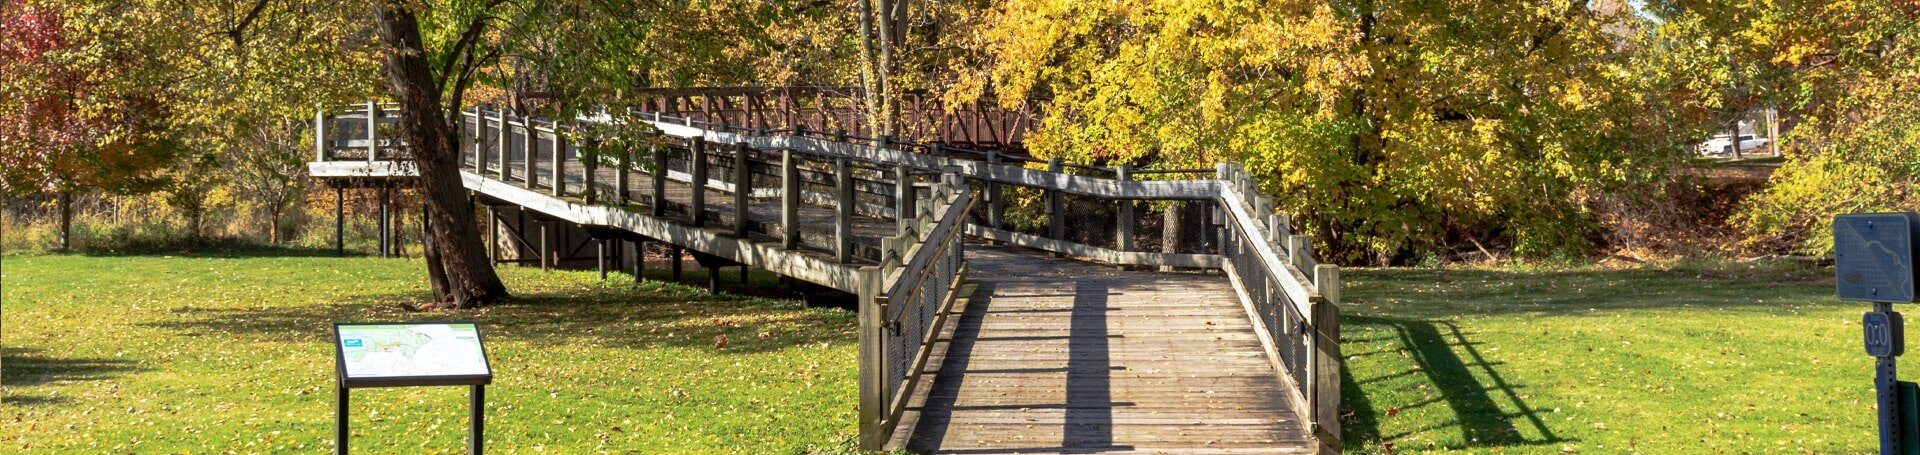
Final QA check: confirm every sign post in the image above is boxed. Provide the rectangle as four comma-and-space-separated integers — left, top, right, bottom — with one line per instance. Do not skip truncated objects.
1835, 213, 1920, 455
332, 322, 493, 454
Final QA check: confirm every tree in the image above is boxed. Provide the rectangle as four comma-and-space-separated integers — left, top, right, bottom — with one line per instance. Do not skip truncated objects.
970, 0, 1699, 264
0, 1, 182, 250
1727, 0, 1920, 254
370, 0, 512, 308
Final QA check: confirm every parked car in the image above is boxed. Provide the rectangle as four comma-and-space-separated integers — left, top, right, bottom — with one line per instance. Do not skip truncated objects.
1697, 134, 1771, 156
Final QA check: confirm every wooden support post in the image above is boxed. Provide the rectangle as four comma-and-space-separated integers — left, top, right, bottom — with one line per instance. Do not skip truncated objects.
670, 245, 684, 281
986, 152, 1005, 231
597, 239, 608, 280
378, 187, 390, 258
1115, 165, 1135, 252
894, 165, 914, 236
540, 220, 552, 272
733, 142, 751, 237
365, 101, 377, 163
631, 240, 646, 282
334, 186, 345, 257
488, 206, 500, 263
690, 137, 708, 226
1310, 265, 1343, 450
740, 265, 749, 284
652, 143, 668, 216
835, 157, 854, 263
781, 149, 799, 250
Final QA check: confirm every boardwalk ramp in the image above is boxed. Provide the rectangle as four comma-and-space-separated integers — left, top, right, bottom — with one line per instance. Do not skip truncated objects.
308, 100, 1343, 453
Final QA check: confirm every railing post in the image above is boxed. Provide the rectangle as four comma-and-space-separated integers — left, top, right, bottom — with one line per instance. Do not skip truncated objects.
855, 266, 886, 450
495, 109, 508, 181
734, 142, 751, 237
365, 101, 378, 163
470, 106, 483, 170
781, 149, 800, 250
691, 137, 709, 226
835, 157, 854, 263
553, 126, 567, 197
1046, 158, 1064, 241
1288, 235, 1314, 272
617, 138, 631, 204
580, 135, 596, 204
314, 109, 327, 161
652, 142, 668, 217
1270, 214, 1291, 245
986, 152, 1005, 231
894, 165, 915, 236
1115, 164, 1135, 252
521, 115, 535, 187
1310, 264, 1343, 450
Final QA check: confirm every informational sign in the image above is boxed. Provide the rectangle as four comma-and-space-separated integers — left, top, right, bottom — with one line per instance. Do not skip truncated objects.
333, 322, 492, 387
1835, 213, 1920, 303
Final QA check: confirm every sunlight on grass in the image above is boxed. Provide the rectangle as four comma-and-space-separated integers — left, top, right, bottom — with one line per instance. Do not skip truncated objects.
1340, 263, 1871, 453
1, 252, 859, 453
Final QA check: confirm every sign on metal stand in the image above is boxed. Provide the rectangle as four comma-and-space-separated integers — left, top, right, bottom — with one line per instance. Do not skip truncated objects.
1836, 213, 1920, 455
333, 322, 493, 454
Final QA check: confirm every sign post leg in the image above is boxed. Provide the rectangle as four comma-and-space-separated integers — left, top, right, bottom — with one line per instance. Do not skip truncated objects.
336, 386, 350, 455
471, 384, 485, 455
1877, 302, 1903, 454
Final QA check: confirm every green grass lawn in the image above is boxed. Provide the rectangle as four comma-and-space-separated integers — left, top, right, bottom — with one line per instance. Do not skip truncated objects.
1, 249, 859, 453
0, 249, 1876, 453
1339, 262, 1871, 453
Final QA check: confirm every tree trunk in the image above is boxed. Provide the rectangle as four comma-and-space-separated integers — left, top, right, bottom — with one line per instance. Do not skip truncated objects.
373, 0, 510, 309
58, 190, 71, 252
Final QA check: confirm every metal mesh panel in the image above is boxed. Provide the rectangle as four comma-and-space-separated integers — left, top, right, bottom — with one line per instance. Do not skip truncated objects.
1061, 192, 1117, 249
881, 223, 964, 404
1221, 211, 1308, 394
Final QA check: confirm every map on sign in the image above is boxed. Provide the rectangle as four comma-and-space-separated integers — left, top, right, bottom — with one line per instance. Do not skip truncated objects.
336, 323, 490, 380
1835, 213, 1919, 302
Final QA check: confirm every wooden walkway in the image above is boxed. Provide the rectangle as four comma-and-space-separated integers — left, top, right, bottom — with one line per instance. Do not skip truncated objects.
890, 244, 1313, 454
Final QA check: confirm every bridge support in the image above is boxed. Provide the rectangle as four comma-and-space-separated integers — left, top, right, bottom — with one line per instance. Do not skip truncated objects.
334, 186, 345, 257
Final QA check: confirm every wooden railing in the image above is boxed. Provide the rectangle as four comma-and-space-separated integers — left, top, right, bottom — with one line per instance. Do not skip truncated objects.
856, 174, 973, 448
628, 86, 1037, 151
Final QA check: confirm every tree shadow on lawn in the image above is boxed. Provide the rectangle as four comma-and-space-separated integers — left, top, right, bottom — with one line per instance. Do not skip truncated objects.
72, 242, 356, 259
1336, 265, 1834, 451
141, 284, 854, 355
1, 347, 145, 388
1343, 265, 1836, 320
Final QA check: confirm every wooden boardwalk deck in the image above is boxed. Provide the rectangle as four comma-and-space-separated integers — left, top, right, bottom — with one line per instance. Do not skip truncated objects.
890, 244, 1313, 454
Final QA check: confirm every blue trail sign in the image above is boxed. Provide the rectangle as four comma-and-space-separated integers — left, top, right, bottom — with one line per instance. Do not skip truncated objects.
1835, 213, 1920, 303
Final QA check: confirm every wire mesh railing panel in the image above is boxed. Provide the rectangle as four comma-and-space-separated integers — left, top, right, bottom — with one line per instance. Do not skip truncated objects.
1221, 211, 1308, 395
1061, 192, 1118, 250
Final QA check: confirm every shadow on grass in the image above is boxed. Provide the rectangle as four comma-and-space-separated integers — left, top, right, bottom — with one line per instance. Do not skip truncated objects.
1, 347, 145, 387
1344, 265, 1833, 320
1341, 316, 1569, 451
72, 241, 355, 259
141, 283, 854, 355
